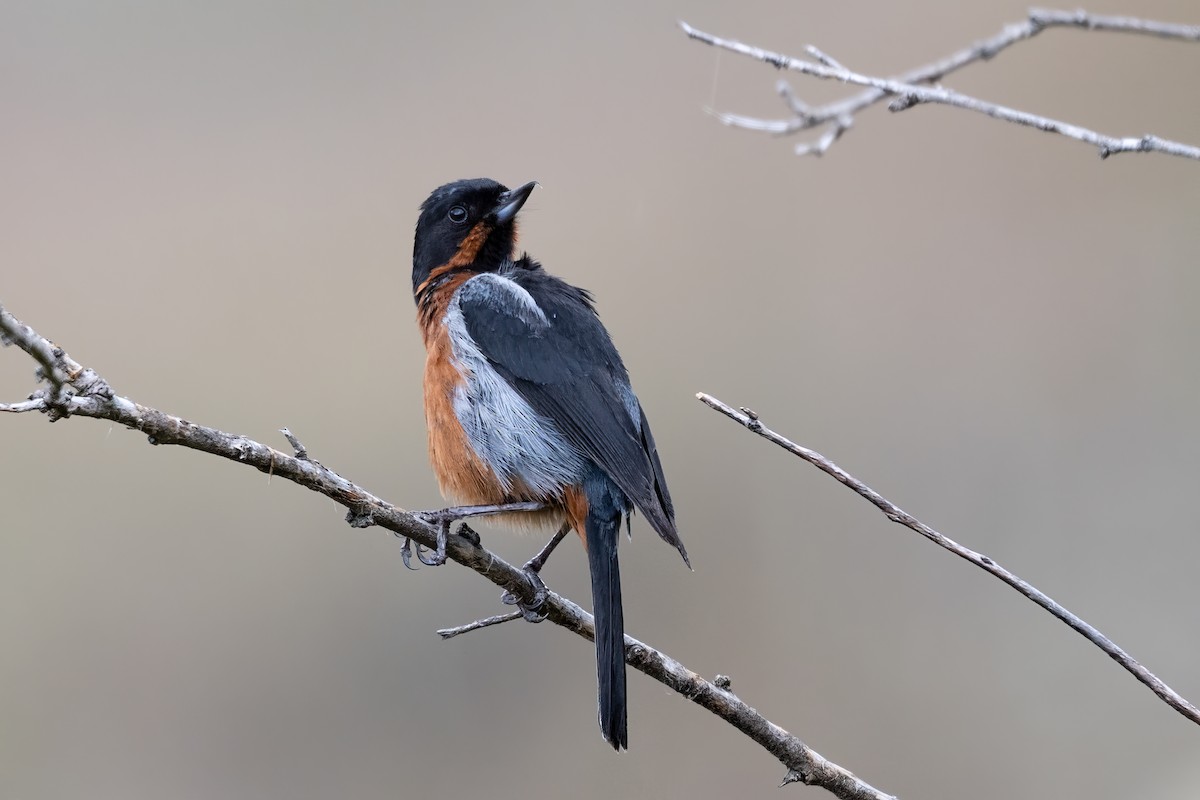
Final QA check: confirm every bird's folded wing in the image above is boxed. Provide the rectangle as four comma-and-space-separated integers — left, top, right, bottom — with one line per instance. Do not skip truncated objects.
456, 273, 684, 559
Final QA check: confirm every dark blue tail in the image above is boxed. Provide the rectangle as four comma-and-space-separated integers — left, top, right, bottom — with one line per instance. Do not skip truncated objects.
585, 479, 627, 750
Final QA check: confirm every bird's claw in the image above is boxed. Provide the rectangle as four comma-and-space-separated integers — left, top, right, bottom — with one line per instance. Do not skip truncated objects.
502, 565, 550, 623
398, 530, 447, 569
399, 512, 453, 568
401, 521, 479, 570
416, 540, 444, 566
400, 537, 416, 570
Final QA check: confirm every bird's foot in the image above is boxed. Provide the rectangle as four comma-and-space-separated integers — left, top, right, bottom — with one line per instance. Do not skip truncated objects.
402, 502, 543, 570
499, 523, 570, 622
502, 566, 549, 623
401, 514, 450, 569
402, 521, 477, 570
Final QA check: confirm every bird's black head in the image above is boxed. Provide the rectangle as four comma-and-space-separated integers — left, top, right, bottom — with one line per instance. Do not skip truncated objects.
412, 178, 536, 300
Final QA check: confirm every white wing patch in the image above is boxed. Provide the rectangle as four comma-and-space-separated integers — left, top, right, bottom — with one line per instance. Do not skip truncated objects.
458, 272, 548, 327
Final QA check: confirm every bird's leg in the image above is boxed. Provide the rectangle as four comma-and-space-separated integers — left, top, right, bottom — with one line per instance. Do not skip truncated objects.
402, 501, 544, 569
525, 522, 571, 574
502, 522, 572, 622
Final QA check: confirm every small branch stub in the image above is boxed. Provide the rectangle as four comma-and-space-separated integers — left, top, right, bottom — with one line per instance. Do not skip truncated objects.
280, 427, 309, 460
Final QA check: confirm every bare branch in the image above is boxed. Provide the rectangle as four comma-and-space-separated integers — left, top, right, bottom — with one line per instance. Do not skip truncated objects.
0, 303, 892, 800
680, 9, 1200, 159
696, 392, 1200, 729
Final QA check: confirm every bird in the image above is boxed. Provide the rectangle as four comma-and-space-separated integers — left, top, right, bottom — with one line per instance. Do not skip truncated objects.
410, 178, 689, 750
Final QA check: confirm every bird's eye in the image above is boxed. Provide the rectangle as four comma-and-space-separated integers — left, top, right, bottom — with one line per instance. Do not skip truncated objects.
448, 206, 468, 224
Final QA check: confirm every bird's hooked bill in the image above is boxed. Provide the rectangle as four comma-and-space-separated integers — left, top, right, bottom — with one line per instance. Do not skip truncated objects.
491, 181, 537, 225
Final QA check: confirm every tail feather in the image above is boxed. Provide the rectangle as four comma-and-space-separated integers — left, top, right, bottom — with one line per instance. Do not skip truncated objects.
586, 510, 627, 750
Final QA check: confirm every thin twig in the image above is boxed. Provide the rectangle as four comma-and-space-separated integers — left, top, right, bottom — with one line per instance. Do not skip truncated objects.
0, 398, 47, 413
0, 302, 892, 800
681, 9, 1200, 159
696, 392, 1200, 728
0, 306, 70, 391
437, 610, 524, 640
1030, 7, 1200, 39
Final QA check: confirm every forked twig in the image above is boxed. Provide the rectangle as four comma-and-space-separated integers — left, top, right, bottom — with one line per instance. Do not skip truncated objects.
681, 8, 1200, 159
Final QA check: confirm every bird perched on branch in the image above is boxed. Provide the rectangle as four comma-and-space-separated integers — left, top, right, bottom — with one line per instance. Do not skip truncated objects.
410, 178, 689, 750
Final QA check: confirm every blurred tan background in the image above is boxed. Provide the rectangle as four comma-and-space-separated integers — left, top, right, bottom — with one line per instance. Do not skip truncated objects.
2, 1, 1199, 798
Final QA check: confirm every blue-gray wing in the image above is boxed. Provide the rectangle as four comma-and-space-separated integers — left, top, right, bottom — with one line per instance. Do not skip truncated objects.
455, 270, 686, 563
